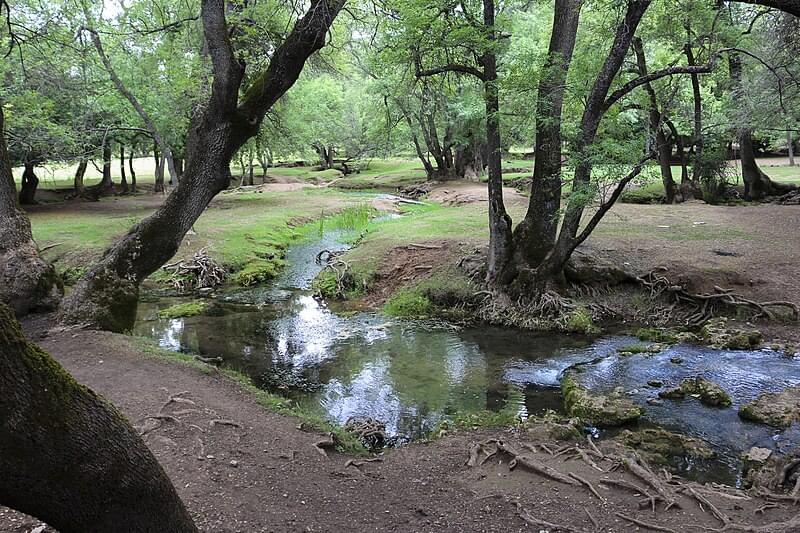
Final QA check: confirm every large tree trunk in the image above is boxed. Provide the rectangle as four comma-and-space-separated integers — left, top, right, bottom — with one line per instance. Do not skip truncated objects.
129, 149, 137, 192
483, 0, 512, 285
98, 139, 113, 191
0, 304, 197, 533
58, 0, 343, 331
119, 144, 129, 193
498, 0, 582, 285
788, 129, 795, 166
19, 162, 39, 205
0, 107, 62, 315
74, 158, 88, 196
729, 53, 795, 200
548, 0, 653, 274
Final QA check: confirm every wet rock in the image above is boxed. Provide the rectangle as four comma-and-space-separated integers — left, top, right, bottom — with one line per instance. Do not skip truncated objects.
647, 380, 663, 388
561, 373, 643, 427
617, 428, 715, 465
741, 448, 800, 490
669, 357, 683, 364
646, 398, 664, 406
635, 328, 678, 344
738, 385, 800, 427
618, 343, 664, 355
659, 377, 732, 407
700, 317, 762, 350
525, 410, 583, 442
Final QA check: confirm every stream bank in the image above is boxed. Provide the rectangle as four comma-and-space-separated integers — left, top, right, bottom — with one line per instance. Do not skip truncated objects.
133, 212, 800, 486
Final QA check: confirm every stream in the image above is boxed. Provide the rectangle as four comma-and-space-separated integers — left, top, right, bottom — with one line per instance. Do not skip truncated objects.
133, 221, 800, 485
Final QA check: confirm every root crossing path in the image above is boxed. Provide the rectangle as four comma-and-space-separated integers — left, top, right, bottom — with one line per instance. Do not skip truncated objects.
3, 323, 799, 532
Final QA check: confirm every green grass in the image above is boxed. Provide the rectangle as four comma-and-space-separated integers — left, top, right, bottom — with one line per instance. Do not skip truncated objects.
157, 300, 209, 318
383, 289, 432, 317
133, 336, 367, 455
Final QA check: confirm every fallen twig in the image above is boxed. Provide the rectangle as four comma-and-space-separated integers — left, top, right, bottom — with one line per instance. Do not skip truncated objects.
616, 512, 677, 533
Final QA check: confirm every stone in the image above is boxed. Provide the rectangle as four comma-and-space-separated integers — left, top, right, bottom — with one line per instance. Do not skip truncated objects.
229, 460, 239, 468
739, 386, 800, 427
617, 428, 715, 466
647, 380, 663, 388
659, 377, 731, 407
670, 357, 683, 364
700, 317, 762, 350
561, 373, 643, 427
742, 447, 772, 464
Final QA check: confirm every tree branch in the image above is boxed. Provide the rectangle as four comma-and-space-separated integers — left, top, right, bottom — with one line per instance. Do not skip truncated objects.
731, 0, 800, 17
415, 63, 486, 81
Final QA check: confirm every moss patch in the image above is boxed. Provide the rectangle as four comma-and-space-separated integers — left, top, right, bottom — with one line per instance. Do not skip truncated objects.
635, 328, 678, 344
618, 428, 715, 465
561, 373, 643, 427
383, 290, 432, 317
658, 376, 732, 407
157, 300, 210, 318
564, 307, 600, 334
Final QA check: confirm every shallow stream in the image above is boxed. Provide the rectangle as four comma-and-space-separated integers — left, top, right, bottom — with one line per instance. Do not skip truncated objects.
134, 222, 800, 485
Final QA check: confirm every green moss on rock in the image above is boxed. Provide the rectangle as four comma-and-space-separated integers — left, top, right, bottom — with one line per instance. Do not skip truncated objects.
635, 328, 678, 344
738, 386, 800, 427
618, 428, 715, 465
383, 289, 431, 317
561, 373, 643, 427
700, 318, 762, 350
564, 307, 600, 334
157, 300, 209, 318
658, 377, 731, 407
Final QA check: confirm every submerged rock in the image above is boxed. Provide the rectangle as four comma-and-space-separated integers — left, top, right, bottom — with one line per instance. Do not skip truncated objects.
738, 385, 800, 427
700, 317, 762, 350
561, 373, 643, 427
617, 428, 715, 465
658, 377, 732, 407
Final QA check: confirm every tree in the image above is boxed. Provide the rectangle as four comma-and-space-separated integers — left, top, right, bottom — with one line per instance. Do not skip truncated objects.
58, 0, 344, 331
0, 303, 197, 532
0, 103, 62, 315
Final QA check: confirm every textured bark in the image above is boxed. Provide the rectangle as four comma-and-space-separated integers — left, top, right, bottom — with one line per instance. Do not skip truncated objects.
59, 0, 343, 331
18, 162, 39, 205
0, 107, 62, 315
732, 0, 800, 16
483, 0, 512, 285
0, 304, 197, 532
99, 139, 113, 190
549, 0, 652, 274
788, 129, 795, 166
506, 0, 582, 280
154, 144, 165, 193
74, 159, 88, 196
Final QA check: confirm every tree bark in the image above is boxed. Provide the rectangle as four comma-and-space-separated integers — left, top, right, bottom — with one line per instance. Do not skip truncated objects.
119, 144, 129, 193
154, 143, 165, 193
788, 129, 795, 166
99, 139, 113, 190
631, 37, 677, 203
19, 162, 39, 205
129, 149, 137, 192
58, 0, 343, 331
504, 0, 582, 281
482, 0, 512, 285
0, 304, 197, 533
0, 106, 62, 315
74, 158, 88, 196
549, 0, 653, 274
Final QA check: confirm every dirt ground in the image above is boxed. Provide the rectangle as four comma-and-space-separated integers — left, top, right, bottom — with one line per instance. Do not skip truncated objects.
3, 321, 800, 533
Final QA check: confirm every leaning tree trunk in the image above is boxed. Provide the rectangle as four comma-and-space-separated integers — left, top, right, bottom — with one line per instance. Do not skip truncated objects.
58, 0, 343, 332
154, 144, 165, 193
129, 149, 137, 192
499, 0, 582, 286
0, 106, 62, 315
0, 304, 197, 533
19, 162, 39, 205
74, 158, 88, 196
729, 53, 795, 200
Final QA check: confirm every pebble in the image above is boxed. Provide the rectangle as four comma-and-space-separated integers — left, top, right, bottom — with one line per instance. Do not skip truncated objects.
229, 460, 239, 468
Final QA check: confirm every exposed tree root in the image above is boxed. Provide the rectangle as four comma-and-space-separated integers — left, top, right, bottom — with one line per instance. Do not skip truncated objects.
161, 391, 196, 412
569, 472, 605, 502
638, 268, 799, 325
344, 457, 383, 470
162, 248, 225, 293
209, 419, 241, 429
313, 433, 337, 458
616, 512, 677, 533
622, 454, 679, 510
316, 249, 352, 298
517, 503, 590, 533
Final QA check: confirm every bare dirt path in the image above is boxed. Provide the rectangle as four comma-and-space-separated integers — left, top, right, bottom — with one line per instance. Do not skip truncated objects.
3, 322, 799, 532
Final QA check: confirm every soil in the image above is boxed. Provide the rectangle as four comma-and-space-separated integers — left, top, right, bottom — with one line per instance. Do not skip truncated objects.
3, 319, 800, 533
